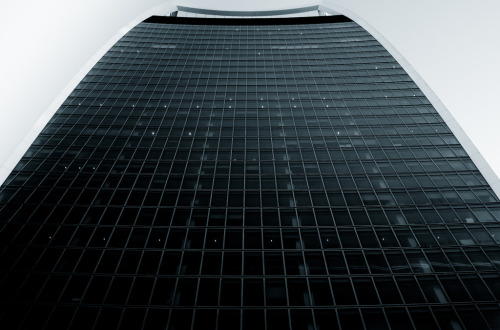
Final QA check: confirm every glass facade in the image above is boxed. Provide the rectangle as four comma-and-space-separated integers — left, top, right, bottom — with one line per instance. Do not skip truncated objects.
1, 15, 500, 329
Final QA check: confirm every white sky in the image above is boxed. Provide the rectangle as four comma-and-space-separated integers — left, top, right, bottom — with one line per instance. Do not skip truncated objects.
0, 0, 499, 186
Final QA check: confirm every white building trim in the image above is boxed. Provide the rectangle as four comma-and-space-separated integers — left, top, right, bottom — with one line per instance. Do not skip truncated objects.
0, 3, 177, 187
318, 0, 500, 197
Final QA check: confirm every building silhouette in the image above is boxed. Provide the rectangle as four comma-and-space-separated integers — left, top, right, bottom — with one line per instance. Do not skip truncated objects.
1, 6, 500, 329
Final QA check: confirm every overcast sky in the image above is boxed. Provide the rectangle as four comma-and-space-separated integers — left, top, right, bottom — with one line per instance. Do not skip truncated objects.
0, 0, 499, 187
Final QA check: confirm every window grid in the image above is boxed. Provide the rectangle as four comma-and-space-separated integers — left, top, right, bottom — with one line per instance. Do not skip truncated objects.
1, 17, 500, 329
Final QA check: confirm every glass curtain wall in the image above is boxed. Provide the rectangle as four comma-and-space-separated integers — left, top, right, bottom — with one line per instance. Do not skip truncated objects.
1, 15, 500, 329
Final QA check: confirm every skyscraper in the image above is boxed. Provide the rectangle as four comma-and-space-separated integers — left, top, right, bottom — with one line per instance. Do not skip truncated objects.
1, 5, 500, 329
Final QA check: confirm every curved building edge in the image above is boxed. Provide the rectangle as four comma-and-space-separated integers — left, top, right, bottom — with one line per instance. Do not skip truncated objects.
0, 2, 178, 188
318, 1, 500, 198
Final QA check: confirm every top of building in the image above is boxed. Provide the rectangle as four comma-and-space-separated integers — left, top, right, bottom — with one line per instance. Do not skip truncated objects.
172, 5, 341, 18
145, 4, 351, 26
143, 14, 351, 25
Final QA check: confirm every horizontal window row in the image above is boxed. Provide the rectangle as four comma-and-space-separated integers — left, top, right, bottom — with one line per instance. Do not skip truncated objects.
5, 198, 499, 227
31, 138, 462, 153
13, 156, 481, 175
86, 72, 420, 82
48, 116, 447, 127
6, 169, 487, 192
82, 72, 414, 82
94, 63, 404, 71
6, 184, 496, 209
41, 122, 449, 134
4, 303, 498, 330
51, 112, 443, 122
121, 34, 374, 41
73, 87, 420, 97
4, 239, 500, 277
3, 211, 500, 248
14, 181, 492, 209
